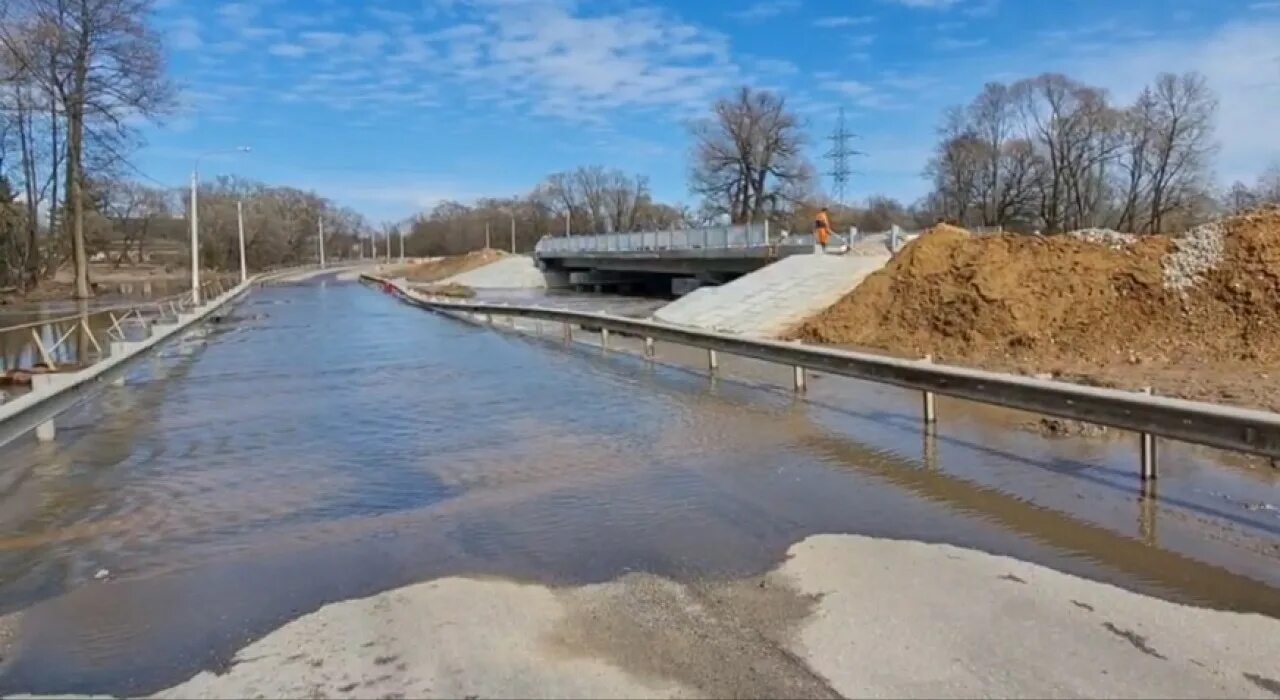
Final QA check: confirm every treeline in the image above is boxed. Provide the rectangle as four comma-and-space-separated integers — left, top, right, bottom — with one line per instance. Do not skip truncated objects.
404, 166, 687, 256
926, 71, 1234, 234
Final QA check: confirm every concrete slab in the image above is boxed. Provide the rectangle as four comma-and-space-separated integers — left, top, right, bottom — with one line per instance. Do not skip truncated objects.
653, 253, 889, 338
153, 534, 1280, 699
441, 256, 551, 289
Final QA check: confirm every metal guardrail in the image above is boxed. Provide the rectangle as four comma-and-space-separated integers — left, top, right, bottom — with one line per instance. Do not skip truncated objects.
366, 274, 1280, 476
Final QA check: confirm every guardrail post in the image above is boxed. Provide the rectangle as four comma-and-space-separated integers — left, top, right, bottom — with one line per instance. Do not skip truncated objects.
922, 355, 938, 425
644, 336, 655, 359
600, 327, 609, 352
1140, 387, 1157, 480
707, 349, 719, 375
793, 365, 806, 393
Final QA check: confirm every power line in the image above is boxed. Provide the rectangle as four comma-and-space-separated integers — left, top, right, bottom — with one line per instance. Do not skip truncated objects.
824, 107, 864, 206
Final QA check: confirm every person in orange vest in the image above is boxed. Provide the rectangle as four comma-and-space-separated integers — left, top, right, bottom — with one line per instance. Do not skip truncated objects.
814, 207, 833, 253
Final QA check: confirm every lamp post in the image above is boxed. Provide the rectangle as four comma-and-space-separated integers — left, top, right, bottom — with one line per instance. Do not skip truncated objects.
236, 200, 247, 284
318, 218, 327, 268
190, 146, 251, 303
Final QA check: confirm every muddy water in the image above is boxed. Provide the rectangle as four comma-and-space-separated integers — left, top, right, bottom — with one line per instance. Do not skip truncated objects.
0, 278, 1277, 695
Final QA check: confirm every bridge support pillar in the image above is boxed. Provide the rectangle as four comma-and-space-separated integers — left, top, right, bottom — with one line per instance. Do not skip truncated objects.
707, 349, 719, 376
600, 328, 610, 352
644, 337, 655, 359
563, 322, 572, 344
792, 365, 806, 393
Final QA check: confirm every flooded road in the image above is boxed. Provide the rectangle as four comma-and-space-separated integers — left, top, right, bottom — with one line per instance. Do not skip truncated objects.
0, 277, 1277, 695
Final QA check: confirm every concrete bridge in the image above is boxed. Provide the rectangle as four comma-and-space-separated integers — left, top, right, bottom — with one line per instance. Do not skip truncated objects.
534, 223, 848, 293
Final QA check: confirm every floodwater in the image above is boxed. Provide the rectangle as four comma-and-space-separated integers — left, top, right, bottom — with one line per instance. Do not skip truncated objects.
1, 278, 194, 373
0, 276, 1277, 696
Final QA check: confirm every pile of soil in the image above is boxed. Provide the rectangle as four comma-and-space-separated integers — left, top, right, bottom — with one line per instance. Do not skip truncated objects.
792, 209, 1280, 409
404, 249, 506, 284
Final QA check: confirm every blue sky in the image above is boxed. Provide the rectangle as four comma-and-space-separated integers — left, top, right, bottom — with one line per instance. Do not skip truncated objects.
139, 0, 1280, 223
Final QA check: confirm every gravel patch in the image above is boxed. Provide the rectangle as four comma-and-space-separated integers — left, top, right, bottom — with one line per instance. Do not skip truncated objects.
1163, 221, 1225, 292
1068, 228, 1137, 249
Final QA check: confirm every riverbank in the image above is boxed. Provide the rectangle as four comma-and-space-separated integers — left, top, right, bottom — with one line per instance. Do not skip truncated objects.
157, 533, 1280, 699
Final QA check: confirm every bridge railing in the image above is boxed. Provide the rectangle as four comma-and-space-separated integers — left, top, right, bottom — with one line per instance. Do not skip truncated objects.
536, 223, 899, 257
537, 223, 777, 256
367, 274, 1280, 478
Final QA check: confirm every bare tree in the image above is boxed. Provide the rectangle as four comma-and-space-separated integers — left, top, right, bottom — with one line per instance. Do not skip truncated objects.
1, 0, 174, 298
1143, 72, 1217, 232
689, 86, 811, 223
1259, 162, 1280, 205
927, 70, 1216, 234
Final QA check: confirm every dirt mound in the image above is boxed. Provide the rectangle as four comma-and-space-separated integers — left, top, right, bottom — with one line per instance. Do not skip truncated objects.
793, 209, 1280, 367
405, 249, 507, 283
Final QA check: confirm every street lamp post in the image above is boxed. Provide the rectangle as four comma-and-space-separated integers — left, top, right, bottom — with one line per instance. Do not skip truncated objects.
318, 218, 327, 268
190, 146, 251, 304
237, 200, 247, 284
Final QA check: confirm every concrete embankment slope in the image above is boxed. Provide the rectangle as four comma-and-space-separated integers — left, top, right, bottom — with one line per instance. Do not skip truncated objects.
653, 253, 890, 338
156, 534, 1280, 699
439, 255, 549, 289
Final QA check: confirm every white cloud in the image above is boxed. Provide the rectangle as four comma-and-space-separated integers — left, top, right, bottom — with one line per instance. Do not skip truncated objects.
826, 80, 875, 97
171, 0, 742, 126
368, 7, 415, 24
170, 17, 202, 51
268, 43, 309, 58
814, 15, 874, 28
750, 58, 800, 75
348, 30, 389, 56
730, 0, 802, 21
217, 2, 259, 26
443, 1, 738, 121
300, 31, 346, 50
936, 36, 988, 50
888, 0, 961, 8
